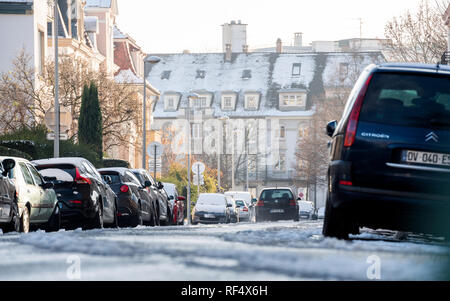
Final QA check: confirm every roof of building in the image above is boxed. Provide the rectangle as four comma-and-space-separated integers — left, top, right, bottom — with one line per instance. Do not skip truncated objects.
147, 51, 385, 119
85, 0, 112, 8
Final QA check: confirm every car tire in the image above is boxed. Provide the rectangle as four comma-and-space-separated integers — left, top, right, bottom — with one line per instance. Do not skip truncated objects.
2, 201, 20, 234
294, 213, 300, 222
109, 201, 119, 229
20, 205, 30, 234
45, 205, 61, 233
322, 194, 350, 240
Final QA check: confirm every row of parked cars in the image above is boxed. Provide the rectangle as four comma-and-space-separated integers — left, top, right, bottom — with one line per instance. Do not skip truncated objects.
0, 156, 185, 233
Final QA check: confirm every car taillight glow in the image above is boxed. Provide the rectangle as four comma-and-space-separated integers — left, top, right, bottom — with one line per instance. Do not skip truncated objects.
243, 207, 248, 212
69, 200, 83, 204
75, 168, 92, 185
256, 200, 264, 207
344, 74, 373, 147
339, 180, 353, 186
120, 185, 129, 193
289, 200, 296, 206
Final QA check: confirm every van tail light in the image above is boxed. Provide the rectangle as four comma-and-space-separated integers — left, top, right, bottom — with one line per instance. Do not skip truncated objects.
75, 168, 92, 185
120, 185, 130, 193
256, 200, 264, 207
344, 74, 373, 147
289, 200, 297, 206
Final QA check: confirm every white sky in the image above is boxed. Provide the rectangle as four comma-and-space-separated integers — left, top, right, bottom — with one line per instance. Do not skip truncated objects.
116, 0, 424, 54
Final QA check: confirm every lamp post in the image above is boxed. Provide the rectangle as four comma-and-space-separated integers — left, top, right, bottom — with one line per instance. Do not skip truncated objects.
142, 56, 161, 170
218, 116, 230, 192
187, 92, 199, 225
53, 0, 60, 158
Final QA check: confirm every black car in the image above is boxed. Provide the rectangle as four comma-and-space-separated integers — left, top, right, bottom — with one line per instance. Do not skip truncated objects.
324, 63, 450, 239
0, 158, 20, 233
132, 169, 173, 225
255, 188, 299, 222
33, 158, 118, 230
99, 168, 157, 227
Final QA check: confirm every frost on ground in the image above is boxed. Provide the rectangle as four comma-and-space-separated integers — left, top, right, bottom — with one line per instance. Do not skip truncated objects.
0, 220, 449, 281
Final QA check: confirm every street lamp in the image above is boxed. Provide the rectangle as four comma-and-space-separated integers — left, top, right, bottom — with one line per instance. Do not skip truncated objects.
142, 56, 161, 170
187, 92, 199, 225
53, 0, 60, 158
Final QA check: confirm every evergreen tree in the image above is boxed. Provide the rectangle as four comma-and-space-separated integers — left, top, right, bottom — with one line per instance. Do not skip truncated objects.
78, 82, 103, 160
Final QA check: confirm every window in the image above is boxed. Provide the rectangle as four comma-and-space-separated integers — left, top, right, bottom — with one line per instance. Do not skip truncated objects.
161, 71, 171, 80
339, 63, 349, 78
192, 123, 202, 139
274, 154, 286, 172
28, 164, 43, 186
279, 126, 286, 139
196, 70, 206, 79
164, 95, 179, 111
292, 63, 301, 76
242, 69, 252, 79
245, 94, 259, 110
280, 93, 306, 107
192, 97, 207, 109
19, 163, 34, 185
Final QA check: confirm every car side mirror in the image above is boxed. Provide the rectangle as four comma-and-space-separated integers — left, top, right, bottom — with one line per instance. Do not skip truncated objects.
144, 180, 152, 188
157, 182, 164, 189
326, 120, 338, 137
169, 195, 174, 200
41, 182, 54, 190
103, 175, 112, 185
227, 203, 233, 208
1, 159, 15, 176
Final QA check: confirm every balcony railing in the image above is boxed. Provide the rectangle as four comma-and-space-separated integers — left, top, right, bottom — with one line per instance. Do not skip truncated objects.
441, 52, 450, 65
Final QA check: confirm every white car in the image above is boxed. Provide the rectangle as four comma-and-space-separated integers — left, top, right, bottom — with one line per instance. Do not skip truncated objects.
298, 201, 314, 219
192, 193, 232, 224
225, 191, 253, 221
235, 199, 250, 221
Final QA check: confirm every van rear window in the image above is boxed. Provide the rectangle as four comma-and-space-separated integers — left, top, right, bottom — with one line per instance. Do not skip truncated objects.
359, 72, 450, 129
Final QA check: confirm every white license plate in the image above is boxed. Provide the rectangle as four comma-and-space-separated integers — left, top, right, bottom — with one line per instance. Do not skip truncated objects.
403, 150, 450, 167
204, 214, 216, 219
270, 209, 284, 214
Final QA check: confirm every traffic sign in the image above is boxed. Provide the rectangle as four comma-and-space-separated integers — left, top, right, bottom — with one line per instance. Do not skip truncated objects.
46, 133, 69, 141
192, 162, 205, 174
147, 142, 163, 157
193, 173, 204, 185
148, 158, 162, 173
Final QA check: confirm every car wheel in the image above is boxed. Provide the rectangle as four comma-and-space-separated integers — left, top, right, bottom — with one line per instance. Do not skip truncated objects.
45, 205, 61, 233
20, 205, 30, 234
109, 201, 119, 229
2, 202, 20, 234
94, 205, 104, 229
322, 194, 350, 239
294, 213, 300, 222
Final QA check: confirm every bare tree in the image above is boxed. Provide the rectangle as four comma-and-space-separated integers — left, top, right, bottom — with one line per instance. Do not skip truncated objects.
384, 0, 448, 63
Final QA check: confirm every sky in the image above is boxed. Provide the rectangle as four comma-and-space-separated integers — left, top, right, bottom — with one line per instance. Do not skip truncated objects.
115, 0, 425, 54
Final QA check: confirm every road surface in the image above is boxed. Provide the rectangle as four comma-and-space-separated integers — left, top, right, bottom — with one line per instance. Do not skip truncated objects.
0, 220, 449, 281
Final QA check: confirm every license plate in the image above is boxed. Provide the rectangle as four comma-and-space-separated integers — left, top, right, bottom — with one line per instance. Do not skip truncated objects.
270, 209, 284, 214
402, 150, 450, 167
204, 214, 216, 219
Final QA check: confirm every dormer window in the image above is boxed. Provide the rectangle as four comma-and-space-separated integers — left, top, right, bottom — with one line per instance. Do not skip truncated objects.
221, 93, 237, 111
279, 90, 307, 110
245, 93, 260, 110
190, 93, 212, 109
292, 63, 301, 76
242, 69, 252, 79
164, 94, 180, 111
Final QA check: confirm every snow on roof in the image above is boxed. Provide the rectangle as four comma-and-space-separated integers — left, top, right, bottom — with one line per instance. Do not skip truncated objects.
85, 0, 112, 8
147, 52, 385, 119
113, 24, 127, 39
115, 69, 142, 84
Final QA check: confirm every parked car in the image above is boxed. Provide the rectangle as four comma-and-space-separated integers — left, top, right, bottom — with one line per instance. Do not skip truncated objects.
226, 195, 239, 223
225, 191, 253, 221
33, 158, 118, 230
323, 63, 450, 239
163, 182, 185, 225
235, 199, 250, 222
192, 193, 232, 224
1, 156, 60, 233
255, 188, 299, 222
0, 158, 20, 233
99, 168, 157, 227
298, 201, 314, 219
131, 169, 173, 225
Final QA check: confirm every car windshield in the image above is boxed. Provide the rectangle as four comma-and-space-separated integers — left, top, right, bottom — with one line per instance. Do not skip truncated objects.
197, 194, 225, 206
260, 189, 294, 203
235, 200, 246, 207
360, 72, 450, 129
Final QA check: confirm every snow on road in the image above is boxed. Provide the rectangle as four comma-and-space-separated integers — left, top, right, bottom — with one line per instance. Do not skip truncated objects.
0, 220, 449, 281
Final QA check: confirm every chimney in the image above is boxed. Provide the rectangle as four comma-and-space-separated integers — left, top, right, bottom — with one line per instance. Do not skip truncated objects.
276, 38, 282, 53
242, 45, 249, 53
225, 44, 232, 61
294, 32, 303, 48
